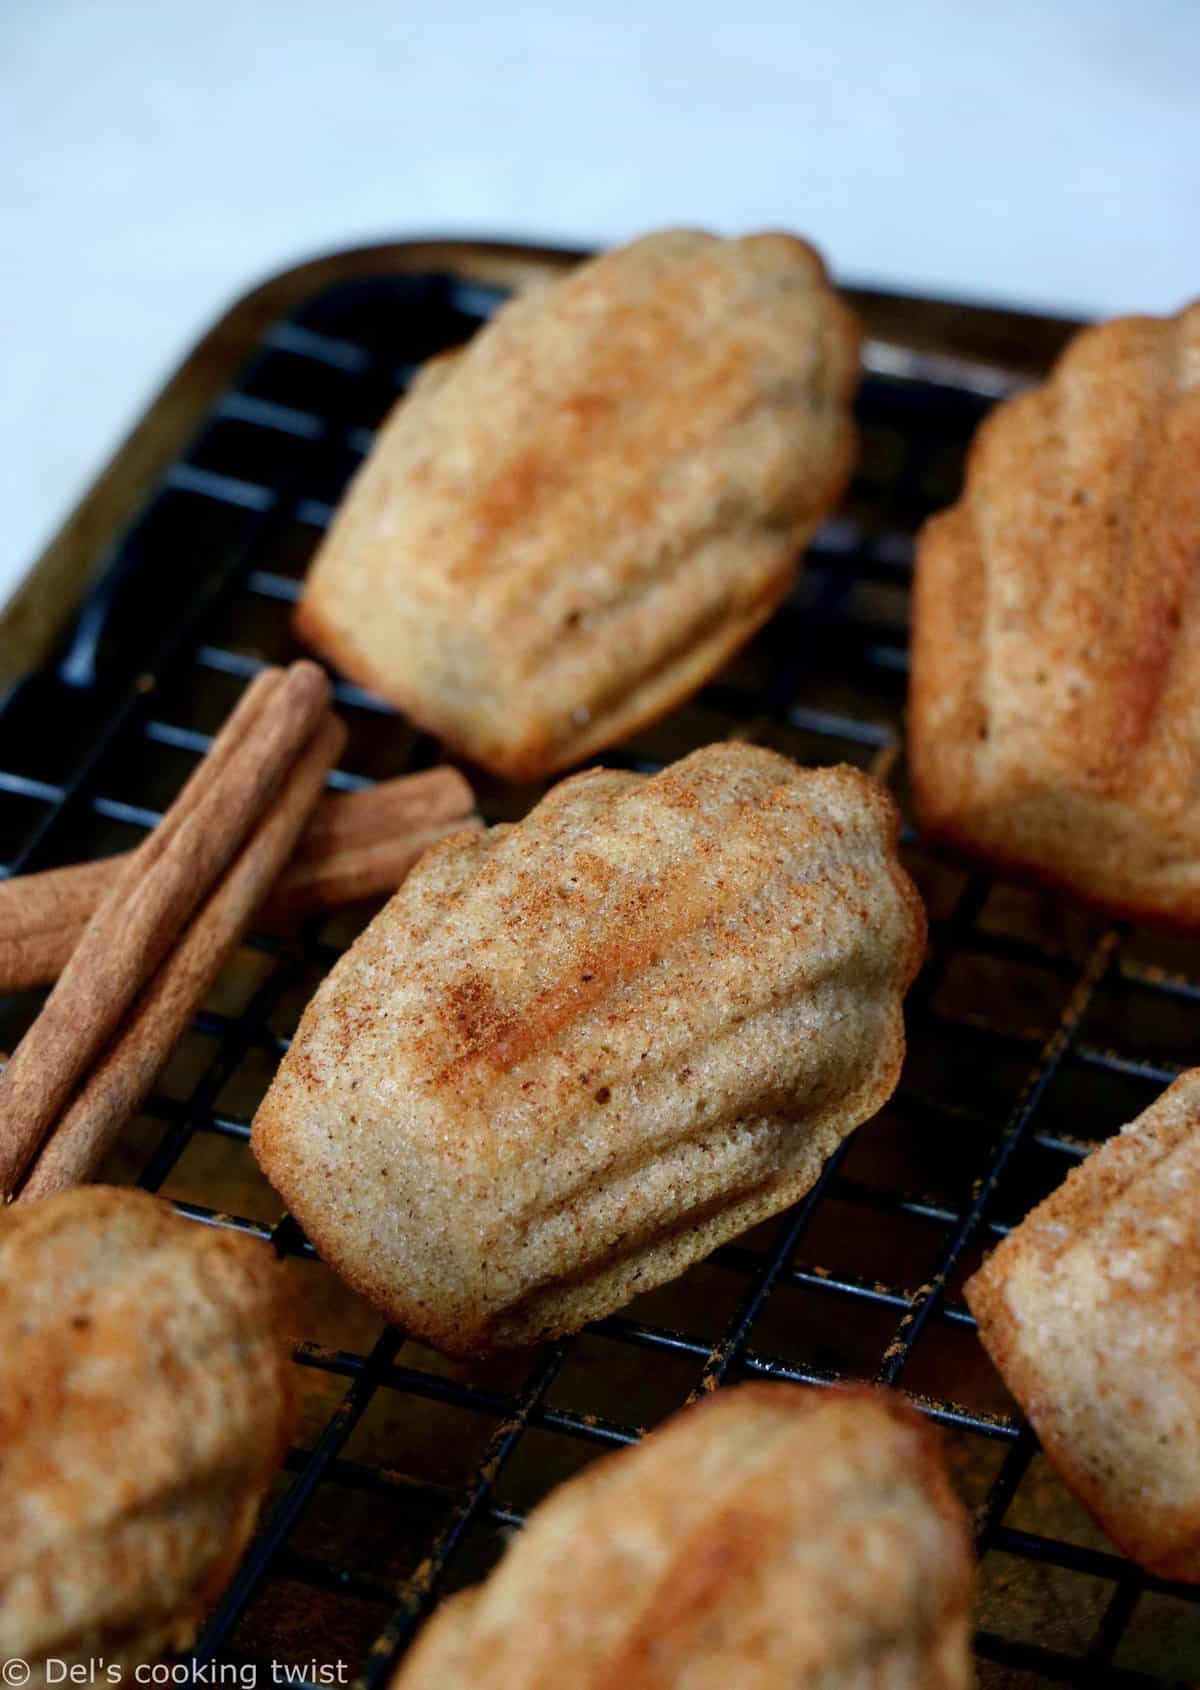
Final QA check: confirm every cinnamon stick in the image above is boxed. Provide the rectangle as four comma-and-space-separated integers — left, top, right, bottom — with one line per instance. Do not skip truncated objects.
260, 822, 473, 927
0, 660, 330, 1200
19, 713, 346, 1200
0, 767, 476, 991
0, 929, 87, 995
282, 767, 475, 857
0, 856, 112, 942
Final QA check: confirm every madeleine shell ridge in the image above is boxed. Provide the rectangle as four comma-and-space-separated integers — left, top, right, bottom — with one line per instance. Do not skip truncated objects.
295, 228, 861, 779
252, 744, 925, 1355
910, 300, 1200, 928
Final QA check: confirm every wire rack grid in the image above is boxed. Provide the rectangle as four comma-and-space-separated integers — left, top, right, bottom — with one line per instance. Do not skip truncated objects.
1, 259, 1198, 1689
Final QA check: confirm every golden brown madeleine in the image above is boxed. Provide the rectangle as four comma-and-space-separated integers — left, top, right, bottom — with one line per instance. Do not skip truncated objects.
966, 1070, 1200, 1581
0, 1187, 293, 1679
295, 229, 860, 781
252, 743, 924, 1355
910, 302, 1200, 929
392, 1383, 974, 1689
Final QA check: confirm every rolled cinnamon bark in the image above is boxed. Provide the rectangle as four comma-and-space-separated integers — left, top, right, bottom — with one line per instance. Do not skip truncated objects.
0, 661, 330, 1200
0, 767, 476, 992
19, 714, 346, 1199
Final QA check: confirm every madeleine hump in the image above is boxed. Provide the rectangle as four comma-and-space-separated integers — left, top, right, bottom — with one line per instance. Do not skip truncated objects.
910, 301, 1200, 929
251, 743, 925, 1356
294, 228, 860, 780
391, 1384, 973, 1689
0, 1187, 294, 1684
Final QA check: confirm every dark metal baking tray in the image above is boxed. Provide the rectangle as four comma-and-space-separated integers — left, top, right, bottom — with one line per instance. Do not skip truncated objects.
1, 239, 1196, 1688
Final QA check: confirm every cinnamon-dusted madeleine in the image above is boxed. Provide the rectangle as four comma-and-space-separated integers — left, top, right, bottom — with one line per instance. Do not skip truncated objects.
392, 1383, 974, 1689
295, 229, 860, 781
910, 302, 1200, 929
966, 1070, 1200, 1582
252, 743, 924, 1355
0, 1186, 293, 1681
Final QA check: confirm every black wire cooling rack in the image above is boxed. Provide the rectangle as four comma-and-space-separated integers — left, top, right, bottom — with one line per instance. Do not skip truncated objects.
2, 252, 1199, 1688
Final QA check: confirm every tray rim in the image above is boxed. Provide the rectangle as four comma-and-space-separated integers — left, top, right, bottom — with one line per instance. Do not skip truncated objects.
0, 233, 1083, 690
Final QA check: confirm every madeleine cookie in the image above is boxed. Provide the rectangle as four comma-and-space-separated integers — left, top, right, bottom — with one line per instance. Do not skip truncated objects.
296, 229, 860, 780
252, 743, 924, 1355
910, 302, 1200, 928
966, 1069, 1200, 1580
0, 1186, 293, 1680
393, 1384, 973, 1689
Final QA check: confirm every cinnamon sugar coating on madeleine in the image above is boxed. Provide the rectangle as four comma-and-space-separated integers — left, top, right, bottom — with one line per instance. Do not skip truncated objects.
295, 229, 860, 780
392, 1384, 973, 1689
0, 1187, 294, 1680
910, 302, 1200, 928
251, 743, 924, 1356
966, 1069, 1200, 1581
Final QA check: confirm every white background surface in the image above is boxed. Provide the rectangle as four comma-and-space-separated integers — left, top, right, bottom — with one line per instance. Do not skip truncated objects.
3, 0, 1198, 615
